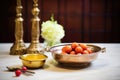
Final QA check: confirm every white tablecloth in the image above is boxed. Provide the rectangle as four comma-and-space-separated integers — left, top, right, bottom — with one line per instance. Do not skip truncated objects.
0, 43, 120, 80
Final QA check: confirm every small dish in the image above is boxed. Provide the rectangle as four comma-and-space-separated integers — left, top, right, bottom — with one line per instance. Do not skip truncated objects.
19, 53, 47, 69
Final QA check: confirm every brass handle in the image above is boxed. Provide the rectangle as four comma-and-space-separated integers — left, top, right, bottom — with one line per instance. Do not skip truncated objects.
101, 47, 106, 53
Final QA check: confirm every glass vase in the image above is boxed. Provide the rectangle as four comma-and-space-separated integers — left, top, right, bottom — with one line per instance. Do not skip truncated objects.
44, 40, 61, 51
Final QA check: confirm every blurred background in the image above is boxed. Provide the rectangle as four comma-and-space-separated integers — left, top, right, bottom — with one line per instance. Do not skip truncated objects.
0, 0, 120, 43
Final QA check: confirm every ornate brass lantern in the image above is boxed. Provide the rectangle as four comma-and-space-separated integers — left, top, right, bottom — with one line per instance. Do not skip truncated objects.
10, 0, 26, 55
26, 0, 42, 54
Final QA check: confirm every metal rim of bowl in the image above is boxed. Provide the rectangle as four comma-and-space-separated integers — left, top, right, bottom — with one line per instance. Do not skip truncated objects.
19, 53, 48, 62
49, 43, 104, 57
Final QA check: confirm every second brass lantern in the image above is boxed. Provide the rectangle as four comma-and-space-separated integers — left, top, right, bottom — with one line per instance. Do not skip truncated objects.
26, 0, 42, 54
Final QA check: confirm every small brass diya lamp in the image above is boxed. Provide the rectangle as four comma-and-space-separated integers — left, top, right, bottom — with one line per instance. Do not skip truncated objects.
19, 53, 48, 69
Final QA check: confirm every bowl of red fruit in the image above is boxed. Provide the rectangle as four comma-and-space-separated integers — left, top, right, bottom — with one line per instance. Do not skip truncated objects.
49, 42, 105, 67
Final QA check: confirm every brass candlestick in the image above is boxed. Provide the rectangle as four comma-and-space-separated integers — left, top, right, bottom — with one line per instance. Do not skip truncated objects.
26, 0, 42, 53
10, 0, 26, 55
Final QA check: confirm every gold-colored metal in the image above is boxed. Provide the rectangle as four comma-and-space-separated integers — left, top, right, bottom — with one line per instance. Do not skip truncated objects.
26, 0, 42, 53
10, 0, 26, 55
19, 53, 48, 69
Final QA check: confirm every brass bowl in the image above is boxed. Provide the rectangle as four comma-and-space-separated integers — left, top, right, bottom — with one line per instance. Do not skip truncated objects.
49, 44, 105, 67
19, 53, 47, 69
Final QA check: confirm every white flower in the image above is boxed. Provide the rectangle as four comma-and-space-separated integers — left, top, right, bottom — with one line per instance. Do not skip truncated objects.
41, 18, 65, 43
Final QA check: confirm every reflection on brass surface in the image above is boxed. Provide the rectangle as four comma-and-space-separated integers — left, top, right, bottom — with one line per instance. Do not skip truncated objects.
19, 53, 48, 69
58, 62, 91, 68
27, 0, 42, 54
10, 0, 26, 55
